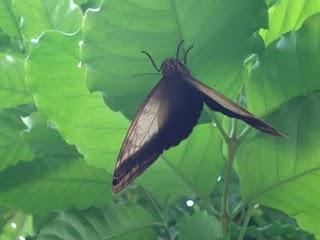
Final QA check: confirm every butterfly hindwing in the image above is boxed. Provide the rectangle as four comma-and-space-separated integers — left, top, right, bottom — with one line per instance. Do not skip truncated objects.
112, 76, 203, 193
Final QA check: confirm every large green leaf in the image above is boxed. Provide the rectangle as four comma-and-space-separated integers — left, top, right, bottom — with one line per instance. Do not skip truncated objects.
83, 0, 267, 116
246, 14, 320, 116
238, 92, 320, 238
0, 110, 111, 212
22, 112, 78, 158
0, 109, 34, 171
34, 203, 158, 240
176, 211, 222, 240
0, 156, 110, 212
26, 31, 128, 169
139, 123, 224, 200
0, 53, 32, 109
0, 0, 20, 39
74, 0, 100, 11
12, 0, 83, 41
260, 0, 320, 45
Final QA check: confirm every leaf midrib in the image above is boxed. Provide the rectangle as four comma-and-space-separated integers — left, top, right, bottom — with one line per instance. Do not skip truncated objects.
242, 166, 320, 204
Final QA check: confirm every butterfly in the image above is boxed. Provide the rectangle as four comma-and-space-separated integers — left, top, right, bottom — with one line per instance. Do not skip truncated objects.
112, 41, 283, 194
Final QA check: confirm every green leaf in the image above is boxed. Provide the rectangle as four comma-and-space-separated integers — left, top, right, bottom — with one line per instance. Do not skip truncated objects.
139, 124, 224, 200
0, 156, 110, 213
238, 92, 320, 238
0, 110, 111, 212
26, 31, 128, 170
0, 0, 20, 39
83, 0, 267, 115
260, 0, 320, 45
0, 109, 34, 171
74, 0, 89, 5
246, 14, 320, 116
244, 220, 315, 239
0, 211, 33, 240
22, 112, 78, 158
74, 0, 100, 11
0, 53, 32, 109
13, 0, 83, 41
34, 203, 158, 240
176, 211, 222, 240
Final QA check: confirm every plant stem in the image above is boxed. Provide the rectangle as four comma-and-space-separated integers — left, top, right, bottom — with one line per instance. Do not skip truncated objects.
231, 202, 246, 219
202, 197, 219, 217
210, 112, 229, 143
142, 188, 174, 240
238, 204, 254, 240
220, 136, 238, 235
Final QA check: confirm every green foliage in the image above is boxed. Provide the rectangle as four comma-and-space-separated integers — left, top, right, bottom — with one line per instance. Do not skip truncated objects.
238, 93, 320, 237
0, 0, 319, 239
0, 53, 32, 108
0, 0, 20, 40
35, 202, 158, 240
260, 0, 320, 45
176, 211, 222, 240
0, 109, 34, 170
247, 14, 320, 116
13, 0, 83, 41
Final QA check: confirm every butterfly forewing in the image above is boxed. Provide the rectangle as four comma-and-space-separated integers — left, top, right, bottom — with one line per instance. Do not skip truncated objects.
112, 80, 167, 193
112, 76, 203, 193
184, 75, 283, 136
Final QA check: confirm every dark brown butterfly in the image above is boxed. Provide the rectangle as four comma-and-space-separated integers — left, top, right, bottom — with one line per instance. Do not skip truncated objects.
112, 41, 283, 194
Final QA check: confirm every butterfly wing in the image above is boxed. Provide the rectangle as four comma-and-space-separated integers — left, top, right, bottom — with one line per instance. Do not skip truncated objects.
112, 77, 203, 193
184, 76, 283, 136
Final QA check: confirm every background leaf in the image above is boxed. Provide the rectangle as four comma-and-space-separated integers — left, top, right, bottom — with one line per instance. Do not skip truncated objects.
246, 14, 320, 116
238, 92, 320, 238
260, 0, 320, 45
176, 211, 222, 240
139, 123, 224, 201
0, 110, 111, 212
0, 156, 110, 212
0, 0, 20, 39
13, 0, 83, 41
0, 53, 32, 109
82, 0, 267, 117
34, 203, 158, 240
26, 31, 128, 171
0, 109, 34, 171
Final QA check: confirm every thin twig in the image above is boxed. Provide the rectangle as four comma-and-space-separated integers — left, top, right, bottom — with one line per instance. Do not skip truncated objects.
210, 112, 229, 143
231, 202, 246, 219
220, 137, 238, 235
202, 198, 220, 217
237, 126, 252, 143
141, 188, 174, 240
238, 204, 254, 240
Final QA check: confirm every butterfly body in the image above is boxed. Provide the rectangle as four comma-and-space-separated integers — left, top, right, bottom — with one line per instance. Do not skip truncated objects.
112, 47, 283, 194
161, 58, 191, 78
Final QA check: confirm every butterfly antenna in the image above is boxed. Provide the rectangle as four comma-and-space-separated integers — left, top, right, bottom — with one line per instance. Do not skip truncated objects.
176, 40, 185, 60
141, 51, 161, 72
184, 46, 193, 65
